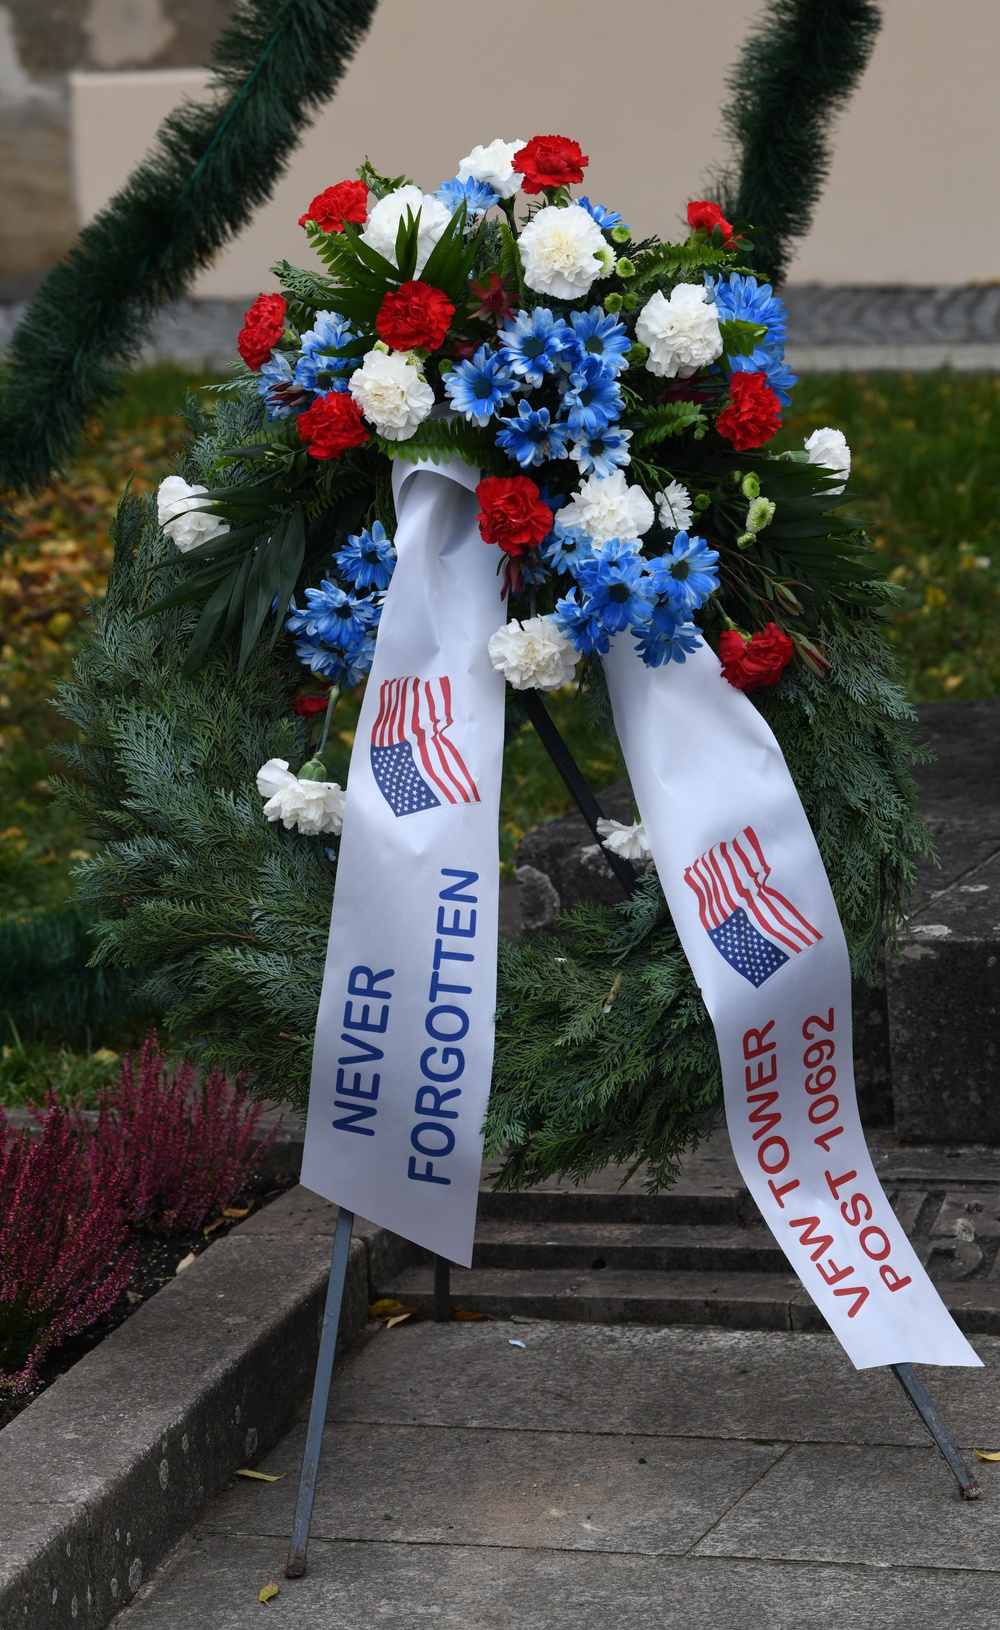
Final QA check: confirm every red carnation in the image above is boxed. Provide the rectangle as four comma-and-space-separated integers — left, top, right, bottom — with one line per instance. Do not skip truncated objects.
716, 372, 781, 451
293, 691, 333, 716
297, 391, 369, 461
376, 280, 456, 351
687, 199, 736, 246
237, 293, 287, 371
719, 623, 794, 691
476, 476, 553, 557
513, 135, 588, 194
298, 179, 368, 233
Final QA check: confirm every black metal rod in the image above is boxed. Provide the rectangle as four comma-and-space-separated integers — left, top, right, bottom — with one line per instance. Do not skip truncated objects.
891, 1362, 982, 1500
285, 1206, 355, 1578
521, 685, 984, 1508
433, 1254, 452, 1322
517, 688, 640, 899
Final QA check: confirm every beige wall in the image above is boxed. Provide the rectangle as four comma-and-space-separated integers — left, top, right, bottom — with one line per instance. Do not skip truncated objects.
70, 0, 1000, 295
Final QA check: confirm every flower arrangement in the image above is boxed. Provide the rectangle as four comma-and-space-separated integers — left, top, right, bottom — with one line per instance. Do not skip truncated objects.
155, 137, 870, 799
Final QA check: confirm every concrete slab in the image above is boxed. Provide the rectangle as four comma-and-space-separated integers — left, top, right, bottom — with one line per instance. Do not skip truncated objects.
203, 1421, 784, 1557
120, 1536, 1000, 1630
695, 1441, 1000, 1570
319, 1322, 998, 1450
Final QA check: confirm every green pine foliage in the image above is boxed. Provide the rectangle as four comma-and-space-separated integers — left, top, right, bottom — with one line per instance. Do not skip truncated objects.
0, 0, 379, 501
713, 0, 882, 285
56, 491, 333, 1109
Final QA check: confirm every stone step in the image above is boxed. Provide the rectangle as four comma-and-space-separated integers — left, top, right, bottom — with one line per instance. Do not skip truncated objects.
477, 1147, 751, 1228
465, 1218, 786, 1275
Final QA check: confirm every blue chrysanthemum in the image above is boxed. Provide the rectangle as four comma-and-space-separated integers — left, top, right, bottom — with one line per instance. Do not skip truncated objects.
541, 520, 596, 577
570, 425, 632, 479
647, 531, 720, 615
294, 310, 356, 396
496, 403, 571, 469
576, 539, 652, 634
335, 521, 396, 591
292, 632, 375, 688
632, 607, 703, 667
576, 196, 629, 234
499, 307, 576, 389
706, 273, 788, 353
286, 581, 375, 648
552, 588, 612, 656
444, 344, 515, 425
257, 352, 298, 419
435, 175, 499, 216
567, 307, 631, 376
728, 347, 798, 408
560, 355, 624, 440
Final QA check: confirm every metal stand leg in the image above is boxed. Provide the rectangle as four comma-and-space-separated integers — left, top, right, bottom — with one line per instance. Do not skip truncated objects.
285, 1206, 356, 1578
434, 1254, 452, 1322
891, 1362, 982, 1499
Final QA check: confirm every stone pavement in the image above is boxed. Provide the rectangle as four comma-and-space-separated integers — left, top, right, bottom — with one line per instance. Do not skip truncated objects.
119, 1319, 1000, 1629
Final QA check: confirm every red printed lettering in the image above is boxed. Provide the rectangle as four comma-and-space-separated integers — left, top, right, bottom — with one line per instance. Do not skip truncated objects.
743, 1022, 776, 1060
789, 1216, 834, 1262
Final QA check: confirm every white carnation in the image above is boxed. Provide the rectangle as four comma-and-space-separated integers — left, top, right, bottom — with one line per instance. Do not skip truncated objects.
655, 481, 694, 533
456, 138, 525, 199
805, 426, 851, 495
256, 758, 345, 837
156, 475, 230, 554
488, 616, 579, 691
361, 184, 452, 276
556, 470, 654, 546
597, 818, 653, 866
518, 204, 613, 301
635, 284, 723, 379
349, 349, 434, 441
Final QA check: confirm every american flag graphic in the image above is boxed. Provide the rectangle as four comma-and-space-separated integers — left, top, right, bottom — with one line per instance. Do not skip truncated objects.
370, 676, 480, 818
684, 825, 822, 987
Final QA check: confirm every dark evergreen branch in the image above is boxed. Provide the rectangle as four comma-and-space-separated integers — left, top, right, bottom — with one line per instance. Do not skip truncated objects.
0, 0, 378, 498
713, 0, 882, 286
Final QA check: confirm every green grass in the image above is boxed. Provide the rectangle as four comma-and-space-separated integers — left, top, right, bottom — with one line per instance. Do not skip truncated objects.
0, 1031, 123, 1109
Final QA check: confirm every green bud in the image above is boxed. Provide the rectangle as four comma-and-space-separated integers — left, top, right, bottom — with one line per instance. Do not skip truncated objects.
693, 493, 712, 512
373, 340, 390, 355
746, 496, 777, 533
610, 223, 631, 244
741, 472, 761, 499
603, 292, 624, 313
615, 256, 635, 279
621, 293, 637, 311
626, 342, 648, 367
437, 359, 453, 375
297, 755, 329, 782
736, 532, 756, 550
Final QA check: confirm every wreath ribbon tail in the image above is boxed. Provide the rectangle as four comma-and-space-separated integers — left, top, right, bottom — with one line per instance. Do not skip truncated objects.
300, 455, 506, 1266
601, 633, 980, 1370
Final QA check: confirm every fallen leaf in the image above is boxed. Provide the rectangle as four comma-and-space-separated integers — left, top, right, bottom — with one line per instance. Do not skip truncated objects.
175, 1252, 198, 1274
223, 1206, 250, 1219
451, 1307, 487, 1321
385, 1310, 417, 1328
974, 1450, 1000, 1462
369, 1298, 421, 1323
236, 1469, 285, 1482
203, 1217, 227, 1236
259, 1579, 280, 1603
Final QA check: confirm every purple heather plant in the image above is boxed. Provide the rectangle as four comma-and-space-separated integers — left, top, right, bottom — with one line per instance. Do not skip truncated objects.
0, 1106, 135, 1394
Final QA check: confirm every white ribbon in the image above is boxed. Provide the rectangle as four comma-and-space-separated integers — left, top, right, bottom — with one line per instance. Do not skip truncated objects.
300, 456, 504, 1265
603, 635, 980, 1369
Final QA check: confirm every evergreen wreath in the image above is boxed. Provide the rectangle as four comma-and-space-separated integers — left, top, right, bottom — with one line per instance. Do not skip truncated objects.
58, 124, 925, 1192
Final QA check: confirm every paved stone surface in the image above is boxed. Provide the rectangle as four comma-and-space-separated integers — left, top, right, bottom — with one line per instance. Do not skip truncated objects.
119, 1320, 1000, 1630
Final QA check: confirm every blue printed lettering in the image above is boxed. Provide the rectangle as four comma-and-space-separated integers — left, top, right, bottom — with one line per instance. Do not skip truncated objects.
414, 1084, 461, 1119
438, 870, 479, 903
407, 1156, 450, 1185
332, 1101, 377, 1136
348, 965, 394, 998
426, 1005, 470, 1042
411, 1121, 457, 1157
437, 905, 477, 937
420, 1046, 465, 1082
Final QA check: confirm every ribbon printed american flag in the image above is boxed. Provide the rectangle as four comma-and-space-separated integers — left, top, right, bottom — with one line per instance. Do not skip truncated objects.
684, 825, 822, 987
370, 675, 480, 818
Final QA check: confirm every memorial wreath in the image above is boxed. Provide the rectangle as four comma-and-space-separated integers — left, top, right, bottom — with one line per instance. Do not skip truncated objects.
64, 137, 927, 1193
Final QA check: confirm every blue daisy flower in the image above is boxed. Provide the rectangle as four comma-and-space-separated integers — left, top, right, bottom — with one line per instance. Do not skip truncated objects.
706, 273, 788, 353
541, 520, 596, 577
499, 308, 576, 389
291, 632, 375, 688
496, 403, 571, 469
647, 531, 720, 615
552, 589, 612, 656
570, 425, 632, 479
294, 310, 356, 396
576, 539, 652, 634
567, 307, 631, 376
257, 352, 298, 420
335, 521, 396, 591
560, 355, 624, 440
286, 581, 375, 648
576, 197, 629, 234
728, 347, 798, 408
435, 175, 499, 216
632, 606, 703, 667
444, 344, 515, 425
